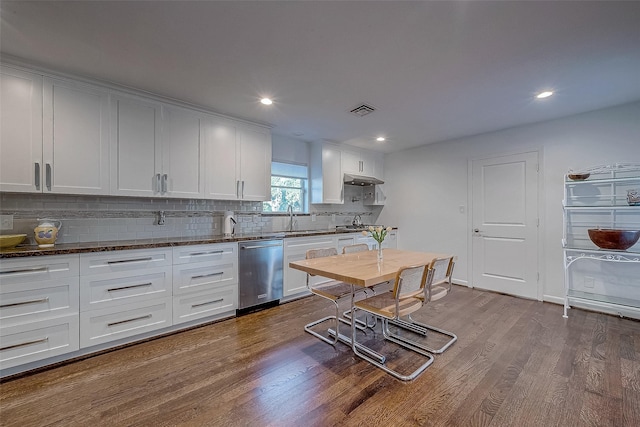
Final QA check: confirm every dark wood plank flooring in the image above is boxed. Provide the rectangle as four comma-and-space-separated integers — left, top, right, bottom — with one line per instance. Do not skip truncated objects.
1, 285, 639, 426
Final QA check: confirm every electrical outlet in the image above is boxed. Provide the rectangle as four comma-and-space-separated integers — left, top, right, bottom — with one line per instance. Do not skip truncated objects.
584, 276, 595, 289
311, 214, 316, 222
0, 214, 14, 230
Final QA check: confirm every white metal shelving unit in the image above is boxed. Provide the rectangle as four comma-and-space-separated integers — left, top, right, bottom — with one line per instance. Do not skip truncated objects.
562, 163, 640, 318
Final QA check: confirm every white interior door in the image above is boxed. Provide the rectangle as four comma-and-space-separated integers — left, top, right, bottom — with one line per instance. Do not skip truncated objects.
471, 151, 539, 299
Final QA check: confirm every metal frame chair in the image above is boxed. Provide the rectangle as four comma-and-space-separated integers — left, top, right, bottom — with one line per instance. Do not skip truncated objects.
351, 263, 435, 381
303, 247, 368, 346
388, 256, 458, 354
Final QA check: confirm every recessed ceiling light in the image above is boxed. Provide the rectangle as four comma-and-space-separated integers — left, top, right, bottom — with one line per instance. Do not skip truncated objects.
376, 137, 386, 142
536, 91, 554, 99
260, 98, 273, 105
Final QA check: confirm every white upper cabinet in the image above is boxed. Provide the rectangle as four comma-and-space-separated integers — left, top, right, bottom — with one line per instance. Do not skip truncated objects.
1, 68, 110, 195
0, 66, 43, 193
342, 149, 362, 176
2, 62, 271, 201
43, 77, 110, 194
310, 141, 343, 204
110, 94, 161, 197
204, 117, 239, 200
239, 125, 271, 201
342, 147, 383, 179
161, 105, 205, 198
111, 96, 204, 198
204, 118, 271, 201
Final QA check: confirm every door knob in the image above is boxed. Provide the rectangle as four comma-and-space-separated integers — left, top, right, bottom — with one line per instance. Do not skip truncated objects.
474, 228, 481, 233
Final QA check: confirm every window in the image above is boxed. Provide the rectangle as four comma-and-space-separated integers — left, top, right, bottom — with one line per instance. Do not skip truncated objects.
263, 162, 308, 213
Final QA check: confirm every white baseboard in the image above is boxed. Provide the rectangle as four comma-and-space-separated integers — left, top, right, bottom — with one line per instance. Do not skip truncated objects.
543, 295, 564, 305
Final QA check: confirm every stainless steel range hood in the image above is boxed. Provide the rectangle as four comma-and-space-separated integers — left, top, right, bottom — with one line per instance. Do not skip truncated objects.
343, 173, 384, 186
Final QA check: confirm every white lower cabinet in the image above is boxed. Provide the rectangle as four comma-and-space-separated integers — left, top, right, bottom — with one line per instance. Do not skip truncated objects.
80, 297, 172, 348
336, 234, 357, 253
382, 230, 398, 249
0, 255, 80, 370
356, 235, 378, 250
283, 235, 337, 300
173, 286, 236, 325
172, 243, 238, 324
79, 249, 173, 348
0, 315, 79, 370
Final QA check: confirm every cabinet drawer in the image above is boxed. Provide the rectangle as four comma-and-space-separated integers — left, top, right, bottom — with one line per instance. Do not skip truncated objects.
0, 255, 79, 285
172, 261, 237, 295
80, 267, 172, 311
0, 314, 79, 370
0, 277, 79, 326
80, 297, 172, 348
284, 236, 336, 252
172, 243, 237, 265
80, 248, 172, 276
173, 285, 237, 325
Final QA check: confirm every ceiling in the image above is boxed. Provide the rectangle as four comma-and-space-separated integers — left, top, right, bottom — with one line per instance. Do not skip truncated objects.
2, 1, 640, 153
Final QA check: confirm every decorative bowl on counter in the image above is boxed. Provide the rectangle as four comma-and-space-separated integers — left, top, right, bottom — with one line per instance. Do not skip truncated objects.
587, 229, 640, 250
568, 173, 590, 181
0, 234, 27, 249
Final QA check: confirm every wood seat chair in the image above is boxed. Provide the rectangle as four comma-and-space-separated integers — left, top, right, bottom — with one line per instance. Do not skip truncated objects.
304, 247, 368, 346
388, 255, 457, 354
352, 263, 435, 381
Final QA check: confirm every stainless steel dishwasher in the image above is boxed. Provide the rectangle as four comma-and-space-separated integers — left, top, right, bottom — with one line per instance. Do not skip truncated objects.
238, 239, 284, 312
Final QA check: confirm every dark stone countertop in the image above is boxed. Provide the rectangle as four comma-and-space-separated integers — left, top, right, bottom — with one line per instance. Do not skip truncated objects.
0, 228, 391, 258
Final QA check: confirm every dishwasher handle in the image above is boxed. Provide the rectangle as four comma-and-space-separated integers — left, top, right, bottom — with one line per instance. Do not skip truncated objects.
241, 243, 283, 250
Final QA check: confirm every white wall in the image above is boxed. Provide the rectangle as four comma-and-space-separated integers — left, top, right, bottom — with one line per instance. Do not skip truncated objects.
378, 101, 640, 302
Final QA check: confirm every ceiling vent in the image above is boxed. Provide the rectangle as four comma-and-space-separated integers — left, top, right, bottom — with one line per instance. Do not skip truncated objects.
349, 103, 376, 117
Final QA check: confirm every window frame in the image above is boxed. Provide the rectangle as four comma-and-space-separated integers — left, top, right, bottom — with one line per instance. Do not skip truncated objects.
263, 161, 309, 213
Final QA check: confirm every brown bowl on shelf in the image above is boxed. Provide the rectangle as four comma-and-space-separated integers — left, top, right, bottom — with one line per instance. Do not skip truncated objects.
568, 173, 590, 181
587, 229, 640, 250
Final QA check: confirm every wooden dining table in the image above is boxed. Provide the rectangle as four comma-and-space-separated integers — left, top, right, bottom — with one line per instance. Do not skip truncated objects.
289, 248, 451, 288
288, 248, 453, 363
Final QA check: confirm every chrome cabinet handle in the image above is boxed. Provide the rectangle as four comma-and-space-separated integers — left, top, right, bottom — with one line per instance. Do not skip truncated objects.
236, 180, 240, 198
107, 282, 152, 292
162, 174, 168, 193
191, 298, 223, 308
188, 250, 223, 257
241, 180, 245, 198
107, 257, 153, 265
107, 314, 152, 327
0, 297, 49, 309
34, 162, 41, 190
191, 271, 223, 280
1, 337, 49, 352
155, 174, 161, 193
45, 163, 52, 191
0, 266, 48, 275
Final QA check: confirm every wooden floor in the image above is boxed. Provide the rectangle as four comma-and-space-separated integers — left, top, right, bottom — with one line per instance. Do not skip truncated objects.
1, 285, 639, 427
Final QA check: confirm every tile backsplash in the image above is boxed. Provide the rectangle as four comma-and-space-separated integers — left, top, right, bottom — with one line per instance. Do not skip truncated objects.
0, 185, 381, 245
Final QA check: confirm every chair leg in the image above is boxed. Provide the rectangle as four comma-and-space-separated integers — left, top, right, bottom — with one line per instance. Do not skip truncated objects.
305, 297, 366, 345
304, 314, 339, 346
342, 309, 376, 328
385, 314, 457, 354
351, 317, 434, 381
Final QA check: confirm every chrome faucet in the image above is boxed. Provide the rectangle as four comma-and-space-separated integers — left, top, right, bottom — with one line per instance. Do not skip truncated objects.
287, 205, 294, 232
